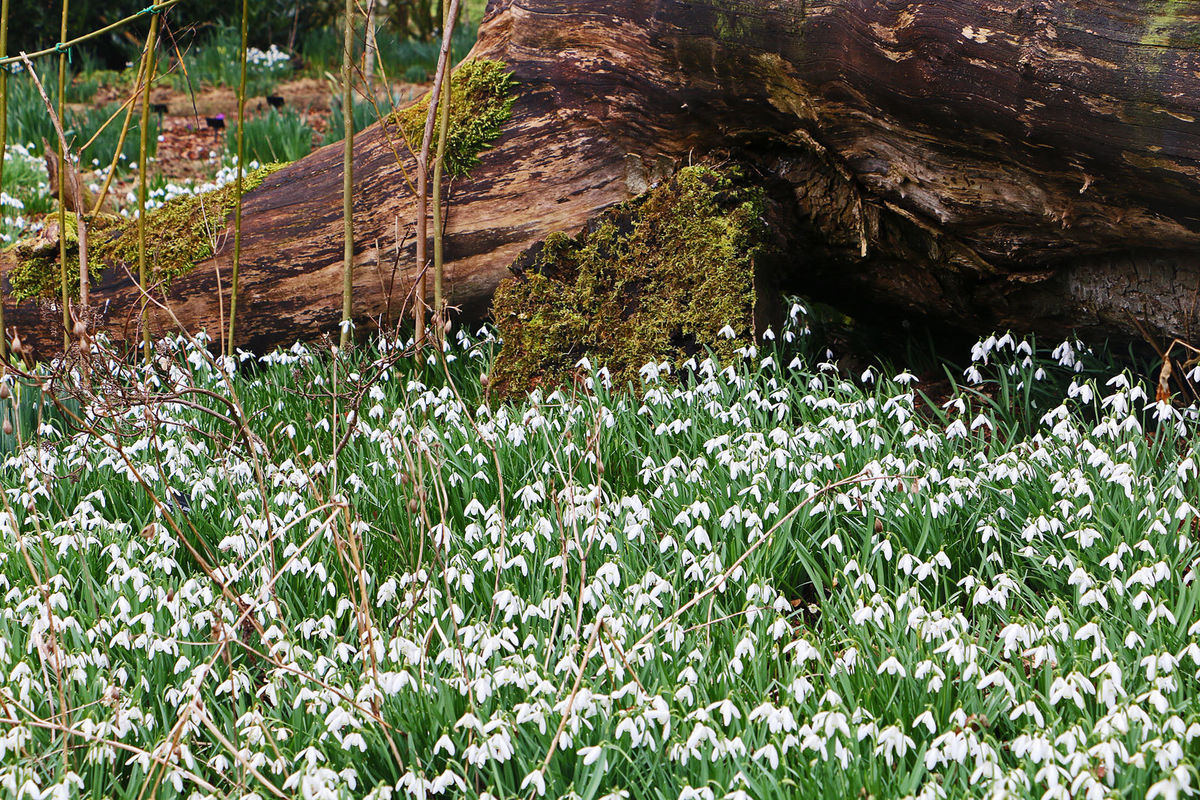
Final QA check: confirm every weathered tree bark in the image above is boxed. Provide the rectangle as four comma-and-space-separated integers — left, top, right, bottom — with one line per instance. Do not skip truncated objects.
4, 0, 1200, 358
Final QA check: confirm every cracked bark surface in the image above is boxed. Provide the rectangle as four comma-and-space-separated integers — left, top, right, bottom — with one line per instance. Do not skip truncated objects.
4, 0, 1200, 357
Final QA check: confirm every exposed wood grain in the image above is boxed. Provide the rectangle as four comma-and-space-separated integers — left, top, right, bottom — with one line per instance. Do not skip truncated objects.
4, 0, 1200, 358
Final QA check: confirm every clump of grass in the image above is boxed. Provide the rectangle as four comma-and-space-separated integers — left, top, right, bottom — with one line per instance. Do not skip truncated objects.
65, 72, 101, 103
322, 95, 376, 145
296, 22, 477, 80
73, 102, 158, 170
401, 63, 429, 83
296, 25, 341, 77
243, 43, 293, 96
225, 108, 314, 165
182, 26, 246, 88
0, 143, 53, 243
2, 74, 157, 169
373, 23, 477, 81
3, 73, 56, 151
5, 66, 106, 147
0, 373, 79, 455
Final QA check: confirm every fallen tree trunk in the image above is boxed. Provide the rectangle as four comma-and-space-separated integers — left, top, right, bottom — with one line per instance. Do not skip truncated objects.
4, 0, 1200, 359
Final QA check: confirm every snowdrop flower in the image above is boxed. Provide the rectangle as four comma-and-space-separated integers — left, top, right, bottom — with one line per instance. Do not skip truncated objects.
520, 769, 546, 797
1147, 765, 1195, 800
578, 744, 604, 765
874, 725, 915, 767
912, 710, 936, 734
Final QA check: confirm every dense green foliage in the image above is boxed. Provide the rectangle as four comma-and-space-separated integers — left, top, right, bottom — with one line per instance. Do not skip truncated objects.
0, 143, 54, 244
226, 108, 314, 166
181, 28, 294, 96
2, 73, 157, 165
74, 101, 160, 168
298, 20, 478, 81
10, 0, 487, 70
1, 318, 1198, 799
10, 1, 335, 69
322, 96, 377, 146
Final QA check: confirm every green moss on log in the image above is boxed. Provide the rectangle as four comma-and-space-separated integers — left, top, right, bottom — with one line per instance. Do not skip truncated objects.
7, 163, 285, 302
1144, 0, 1200, 49
6, 211, 103, 303
490, 165, 764, 400
389, 59, 516, 177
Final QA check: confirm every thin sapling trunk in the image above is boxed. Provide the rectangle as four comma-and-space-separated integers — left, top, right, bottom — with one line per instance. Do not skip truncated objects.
137, 11, 160, 363
364, 0, 378, 98
228, 0, 250, 357
340, 0, 355, 348
0, 0, 8, 362
414, 0, 460, 347
20, 57, 89, 344
431, 1, 455, 336
56, 0, 70, 349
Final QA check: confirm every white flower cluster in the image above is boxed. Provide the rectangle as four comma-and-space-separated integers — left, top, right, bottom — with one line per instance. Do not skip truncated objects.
0, 143, 49, 244
0, 319, 1198, 800
121, 159, 264, 215
246, 44, 292, 75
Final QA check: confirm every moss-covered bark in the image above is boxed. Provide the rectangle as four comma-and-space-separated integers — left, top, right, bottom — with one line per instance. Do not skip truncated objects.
389, 59, 517, 177
6, 163, 285, 302
489, 165, 765, 400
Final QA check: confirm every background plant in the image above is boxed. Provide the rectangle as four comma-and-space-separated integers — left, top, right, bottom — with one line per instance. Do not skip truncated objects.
3, 75, 157, 167
372, 21, 477, 81
182, 27, 294, 95
74, 101, 158, 169
8, 0, 340, 68
322, 93, 374, 144
0, 143, 53, 243
296, 18, 477, 80
224, 107, 313, 165
3, 72, 56, 152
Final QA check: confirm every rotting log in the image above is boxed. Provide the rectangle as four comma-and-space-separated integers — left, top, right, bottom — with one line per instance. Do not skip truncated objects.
4, 0, 1200, 359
